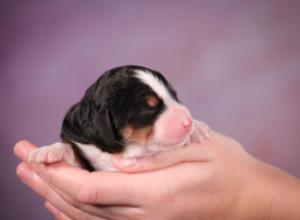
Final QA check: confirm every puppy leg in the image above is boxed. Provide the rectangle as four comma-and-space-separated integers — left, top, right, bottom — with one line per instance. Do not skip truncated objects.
28, 142, 79, 167
191, 120, 210, 144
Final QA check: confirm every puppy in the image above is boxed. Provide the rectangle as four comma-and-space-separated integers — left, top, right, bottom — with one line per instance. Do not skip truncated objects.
29, 65, 210, 171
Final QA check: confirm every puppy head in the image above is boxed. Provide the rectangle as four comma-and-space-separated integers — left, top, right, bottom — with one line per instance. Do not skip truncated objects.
61, 65, 193, 153
131, 68, 193, 147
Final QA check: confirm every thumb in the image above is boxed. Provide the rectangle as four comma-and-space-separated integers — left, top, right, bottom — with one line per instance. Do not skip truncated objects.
112, 142, 214, 173
14, 140, 37, 162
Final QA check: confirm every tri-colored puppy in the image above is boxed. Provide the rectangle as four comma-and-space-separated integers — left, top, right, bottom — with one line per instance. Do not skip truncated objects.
29, 65, 210, 171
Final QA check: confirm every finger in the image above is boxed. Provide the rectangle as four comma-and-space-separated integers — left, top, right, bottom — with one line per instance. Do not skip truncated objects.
44, 202, 109, 220
45, 202, 73, 220
17, 163, 105, 220
17, 162, 129, 219
14, 140, 37, 162
112, 133, 218, 173
14, 141, 145, 205
44, 177, 140, 220
32, 162, 142, 206
95, 206, 144, 220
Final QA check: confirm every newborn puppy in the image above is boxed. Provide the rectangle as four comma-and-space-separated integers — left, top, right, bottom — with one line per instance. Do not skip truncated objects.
29, 65, 210, 171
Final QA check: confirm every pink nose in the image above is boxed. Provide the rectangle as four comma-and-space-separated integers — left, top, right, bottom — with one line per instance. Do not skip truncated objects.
181, 117, 193, 129
154, 104, 193, 145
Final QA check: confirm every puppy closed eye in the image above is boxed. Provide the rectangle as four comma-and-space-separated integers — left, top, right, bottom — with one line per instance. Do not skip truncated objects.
146, 95, 159, 108
135, 100, 160, 118
138, 106, 156, 116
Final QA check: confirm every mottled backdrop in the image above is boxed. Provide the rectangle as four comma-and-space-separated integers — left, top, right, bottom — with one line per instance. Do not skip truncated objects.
1, 1, 300, 219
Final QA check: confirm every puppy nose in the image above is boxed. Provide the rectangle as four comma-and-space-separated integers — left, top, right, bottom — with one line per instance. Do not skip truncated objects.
182, 117, 193, 129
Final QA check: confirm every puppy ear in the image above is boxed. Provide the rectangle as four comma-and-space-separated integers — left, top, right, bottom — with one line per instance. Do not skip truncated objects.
91, 108, 124, 153
61, 101, 124, 154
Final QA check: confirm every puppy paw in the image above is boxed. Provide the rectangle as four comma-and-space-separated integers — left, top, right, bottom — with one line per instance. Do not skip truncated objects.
28, 142, 74, 164
191, 120, 210, 144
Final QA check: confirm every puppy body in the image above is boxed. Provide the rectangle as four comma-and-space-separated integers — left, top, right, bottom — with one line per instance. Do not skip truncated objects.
29, 66, 210, 171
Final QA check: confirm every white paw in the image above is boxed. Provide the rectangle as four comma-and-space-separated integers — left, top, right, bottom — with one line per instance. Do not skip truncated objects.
28, 142, 73, 164
191, 120, 210, 144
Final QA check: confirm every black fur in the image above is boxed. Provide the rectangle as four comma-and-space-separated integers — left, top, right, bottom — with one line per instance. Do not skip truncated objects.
60, 65, 179, 157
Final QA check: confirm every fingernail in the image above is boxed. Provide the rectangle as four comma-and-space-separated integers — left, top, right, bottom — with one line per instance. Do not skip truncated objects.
16, 163, 37, 182
14, 141, 30, 160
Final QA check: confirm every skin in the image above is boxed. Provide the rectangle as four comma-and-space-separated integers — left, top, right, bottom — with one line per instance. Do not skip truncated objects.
14, 131, 300, 220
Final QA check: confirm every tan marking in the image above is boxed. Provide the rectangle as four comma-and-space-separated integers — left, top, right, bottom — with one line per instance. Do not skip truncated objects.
146, 95, 158, 107
122, 126, 153, 145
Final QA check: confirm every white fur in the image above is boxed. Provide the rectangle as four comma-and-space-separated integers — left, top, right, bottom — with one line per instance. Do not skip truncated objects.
135, 70, 175, 105
75, 142, 157, 170
75, 142, 116, 171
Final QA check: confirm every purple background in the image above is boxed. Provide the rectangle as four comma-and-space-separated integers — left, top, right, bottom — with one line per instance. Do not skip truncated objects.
1, 1, 300, 219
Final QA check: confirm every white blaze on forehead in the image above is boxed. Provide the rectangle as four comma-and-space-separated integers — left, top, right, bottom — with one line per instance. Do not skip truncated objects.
134, 70, 174, 104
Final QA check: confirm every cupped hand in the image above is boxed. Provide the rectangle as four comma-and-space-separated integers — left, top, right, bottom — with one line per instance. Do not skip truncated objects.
14, 131, 279, 220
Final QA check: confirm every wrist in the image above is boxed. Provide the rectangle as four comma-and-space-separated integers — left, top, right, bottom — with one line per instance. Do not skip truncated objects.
236, 157, 300, 219
236, 158, 276, 219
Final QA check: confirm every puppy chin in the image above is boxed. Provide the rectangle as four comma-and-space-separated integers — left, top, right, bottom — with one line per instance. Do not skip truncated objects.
154, 126, 194, 148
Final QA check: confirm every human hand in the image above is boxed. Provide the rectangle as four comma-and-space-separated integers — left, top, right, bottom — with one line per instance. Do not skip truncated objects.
14, 131, 300, 220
